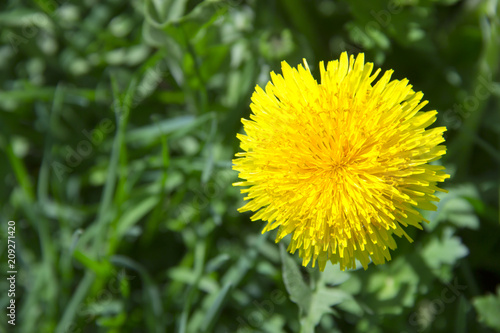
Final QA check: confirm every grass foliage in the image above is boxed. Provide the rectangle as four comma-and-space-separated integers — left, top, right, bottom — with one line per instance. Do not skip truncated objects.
0, 0, 499, 332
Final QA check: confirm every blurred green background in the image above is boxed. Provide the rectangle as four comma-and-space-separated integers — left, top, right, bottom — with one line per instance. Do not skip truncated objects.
0, 0, 499, 332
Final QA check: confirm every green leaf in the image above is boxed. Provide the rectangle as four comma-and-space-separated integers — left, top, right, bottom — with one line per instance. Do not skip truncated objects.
444, 197, 480, 229
96, 312, 127, 328
308, 288, 351, 324
126, 113, 215, 146
72, 251, 113, 276
110, 255, 165, 332
281, 245, 353, 332
424, 184, 481, 231
144, 0, 189, 27
366, 256, 421, 314
115, 196, 160, 239
473, 286, 500, 331
200, 281, 233, 332
421, 227, 469, 270
322, 263, 351, 286
280, 244, 312, 314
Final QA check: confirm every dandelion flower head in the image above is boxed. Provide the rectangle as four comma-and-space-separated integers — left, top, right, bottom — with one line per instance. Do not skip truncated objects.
233, 52, 449, 271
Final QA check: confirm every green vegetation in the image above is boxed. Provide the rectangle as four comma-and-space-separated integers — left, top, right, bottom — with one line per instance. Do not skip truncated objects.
0, 0, 499, 332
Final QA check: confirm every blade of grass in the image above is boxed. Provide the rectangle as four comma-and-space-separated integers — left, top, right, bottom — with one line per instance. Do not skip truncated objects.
143, 114, 171, 243
55, 271, 96, 333
4, 139, 34, 201
38, 83, 64, 204
200, 281, 233, 333
177, 240, 207, 333
93, 73, 138, 257
110, 255, 165, 333
57, 74, 138, 332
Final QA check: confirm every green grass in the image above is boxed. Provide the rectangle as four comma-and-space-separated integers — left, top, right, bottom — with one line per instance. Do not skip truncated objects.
0, 0, 499, 332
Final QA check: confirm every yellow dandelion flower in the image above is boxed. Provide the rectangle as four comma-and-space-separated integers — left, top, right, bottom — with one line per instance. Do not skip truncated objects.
232, 52, 450, 271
